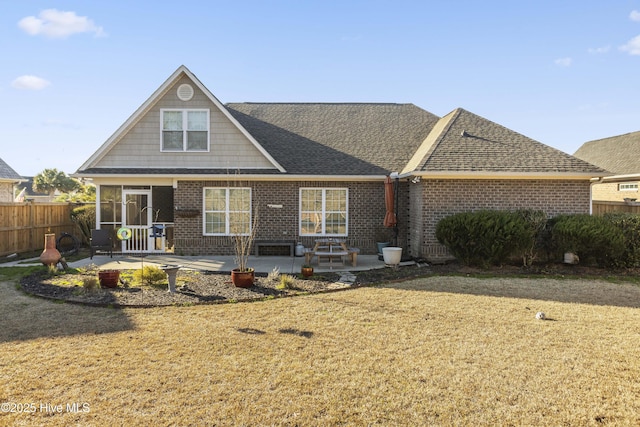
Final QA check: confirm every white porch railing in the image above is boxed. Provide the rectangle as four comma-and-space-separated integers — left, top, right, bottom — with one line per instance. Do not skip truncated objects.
121, 223, 174, 253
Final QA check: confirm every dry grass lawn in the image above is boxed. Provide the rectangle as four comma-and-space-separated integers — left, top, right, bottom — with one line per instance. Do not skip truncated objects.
1, 275, 639, 426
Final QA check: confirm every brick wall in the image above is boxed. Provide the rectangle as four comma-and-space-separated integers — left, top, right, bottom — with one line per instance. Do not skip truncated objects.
410, 179, 592, 261
173, 180, 391, 255
592, 182, 639, 202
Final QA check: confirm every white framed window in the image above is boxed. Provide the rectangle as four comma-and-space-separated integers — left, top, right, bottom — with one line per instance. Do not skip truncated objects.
619, 183, 638, 192
203, 188, 252, 235
161, 109, 209, 152
299, 188, 348, 236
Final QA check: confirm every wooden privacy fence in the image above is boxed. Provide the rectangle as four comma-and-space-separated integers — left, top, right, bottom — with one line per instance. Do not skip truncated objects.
592, 201, 640, 216
0, 203, 79, 257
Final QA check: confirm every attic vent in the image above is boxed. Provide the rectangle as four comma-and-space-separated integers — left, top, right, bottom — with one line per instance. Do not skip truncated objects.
177, 84, 194, 101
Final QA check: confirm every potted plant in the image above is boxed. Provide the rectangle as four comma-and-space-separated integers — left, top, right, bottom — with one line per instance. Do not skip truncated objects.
98, 269, 120, 288
375, 227, 392, 256
382, 246, 403, 266
301, 264, 314, 277
230, 195, 258, 288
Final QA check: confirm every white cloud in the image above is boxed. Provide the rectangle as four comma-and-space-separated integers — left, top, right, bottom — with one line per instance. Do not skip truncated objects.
11, 75, 51, 90
620, 35, 640, 55
554, 57, 572, 67
630, 10, 640, 22
18, 9, 105, 39
588, 45, 610, 54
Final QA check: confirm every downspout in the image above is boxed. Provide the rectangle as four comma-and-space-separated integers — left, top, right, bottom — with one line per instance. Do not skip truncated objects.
390, 172, 399, 246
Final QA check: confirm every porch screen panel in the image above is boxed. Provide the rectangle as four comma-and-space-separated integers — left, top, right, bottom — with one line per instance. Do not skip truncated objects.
100, 185, 122, 228
152, 186, 174, 222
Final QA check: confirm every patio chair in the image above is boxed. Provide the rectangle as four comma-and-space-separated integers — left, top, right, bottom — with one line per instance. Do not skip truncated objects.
90, 229, 113, 259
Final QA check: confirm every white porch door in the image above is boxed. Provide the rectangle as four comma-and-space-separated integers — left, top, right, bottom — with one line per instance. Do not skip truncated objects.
122, 190, 153, 253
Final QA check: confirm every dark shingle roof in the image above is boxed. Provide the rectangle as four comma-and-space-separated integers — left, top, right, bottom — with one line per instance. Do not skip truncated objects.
0, 157, 22, 180
226, 103, 440, 175
573, 130, 640, 175
416, 109, 606, 174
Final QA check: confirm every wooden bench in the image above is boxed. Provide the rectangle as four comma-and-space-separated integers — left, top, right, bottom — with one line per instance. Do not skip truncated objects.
315, 249, 348, 267
254, 240, 295, 256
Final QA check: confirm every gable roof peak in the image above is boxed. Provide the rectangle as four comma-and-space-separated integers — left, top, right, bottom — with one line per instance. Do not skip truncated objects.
77, 65, 285, 173
405, 106, 606, 176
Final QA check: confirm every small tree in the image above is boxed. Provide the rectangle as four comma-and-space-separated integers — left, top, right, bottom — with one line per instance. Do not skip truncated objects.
231, 195, 258, 272
70, 204, 96, 246
33, 168, 80, 197
55, 181, 95, 203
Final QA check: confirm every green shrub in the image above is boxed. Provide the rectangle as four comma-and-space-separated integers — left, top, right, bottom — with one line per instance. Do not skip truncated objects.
82, 276, 100, 291
276, 274, 295, 290
516, 209, 548, 267
436, 210, 532, 268
70, 204, 96, 246
133, 266, 167, 286
551, 214, 625, 267
603, 213, 640, 267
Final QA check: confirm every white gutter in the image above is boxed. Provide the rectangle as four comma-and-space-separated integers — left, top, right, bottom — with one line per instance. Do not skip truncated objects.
398, 171, 606, 180
598, 173, 640, 183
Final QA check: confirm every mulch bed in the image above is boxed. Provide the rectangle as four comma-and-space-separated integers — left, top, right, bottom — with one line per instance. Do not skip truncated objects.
17, 261, 639, 308
18, 269, 353, 308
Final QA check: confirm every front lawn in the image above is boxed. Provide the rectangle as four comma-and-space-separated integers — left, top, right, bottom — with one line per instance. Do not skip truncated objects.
1, 274, 639, 425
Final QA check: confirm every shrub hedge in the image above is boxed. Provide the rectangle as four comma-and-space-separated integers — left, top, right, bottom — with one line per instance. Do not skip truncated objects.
436, 210, 637, 268
602, 213, 640, 268
435, 210, 533, 268
550, 214, 625, 268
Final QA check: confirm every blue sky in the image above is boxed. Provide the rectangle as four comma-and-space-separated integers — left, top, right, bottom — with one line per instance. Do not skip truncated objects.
2, 1, 640, 176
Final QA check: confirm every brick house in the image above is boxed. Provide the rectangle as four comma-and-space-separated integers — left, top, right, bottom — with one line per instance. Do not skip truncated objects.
75, 65, 606, 261
574, 130, 640, 203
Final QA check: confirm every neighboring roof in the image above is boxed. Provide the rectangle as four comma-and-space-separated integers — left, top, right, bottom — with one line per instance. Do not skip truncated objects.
226, 103, 440, 175
406, 108, 607, 176
0, 157, 23, 181
14, 177, 50, 197
574, 130, 640, 175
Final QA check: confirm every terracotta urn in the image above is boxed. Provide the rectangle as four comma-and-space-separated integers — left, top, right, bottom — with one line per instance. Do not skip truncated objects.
231, 268, 254, 288
40, 233, 61, 267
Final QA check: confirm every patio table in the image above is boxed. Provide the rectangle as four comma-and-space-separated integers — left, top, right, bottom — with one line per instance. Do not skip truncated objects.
305, 239, 358, 267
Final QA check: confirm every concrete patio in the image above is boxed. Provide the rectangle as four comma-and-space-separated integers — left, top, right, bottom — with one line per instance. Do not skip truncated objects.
2, 253, 390, 275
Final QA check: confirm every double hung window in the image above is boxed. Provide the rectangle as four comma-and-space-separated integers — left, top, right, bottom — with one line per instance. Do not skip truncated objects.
161, 109, 209, 151
204, 188, 252, 235
299, 188, 348, 236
